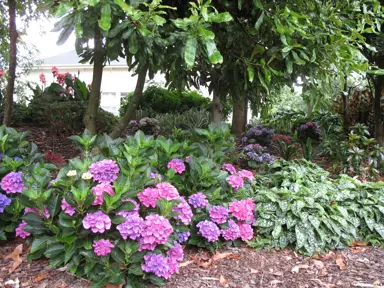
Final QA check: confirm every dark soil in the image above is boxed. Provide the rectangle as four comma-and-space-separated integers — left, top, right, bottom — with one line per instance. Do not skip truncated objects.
1, 239, 384, 288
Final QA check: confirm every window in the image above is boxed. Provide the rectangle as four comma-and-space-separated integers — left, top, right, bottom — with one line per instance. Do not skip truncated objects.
120, 92, 129, 99
101, 92, 117, 115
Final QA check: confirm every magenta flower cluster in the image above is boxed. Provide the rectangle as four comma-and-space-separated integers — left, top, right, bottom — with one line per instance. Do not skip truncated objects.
222, 163, 237, 174
226, 175, 244, 190
92, 182, 114, 205
188, 192, 209, 208
221, 220, 240, 241
167, 158, 186, 174
139, 214, 174, 251
229, 199, 256, 221
1, 172, 24, 193
15, 221, 30, 239
138, 182, 179, 208
157, 182, 179, 200
82, 211, 112, 233
93, 239, 114, 256
238, 170, 254, 182
88, 160, 120, 183
172, 197, 193, 225
61, 199, 76, 216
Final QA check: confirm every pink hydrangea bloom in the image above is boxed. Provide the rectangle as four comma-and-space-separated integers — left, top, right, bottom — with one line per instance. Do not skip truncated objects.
156, 182, 179, 200
16, 221, 30, 239
238, 169, 254, 182
88, 160, 120, 183
238, 223, 254, 241
92, 239, 114, 256
138, 187, 160, 208
116, 214, 144, 240
172, 197, 193, 225
39, 73, 46, 84
51, 66, 59, 77
92, 182, 114, 205
82, 211, 111, 233
185, 156, 190, 163
61, 199, 75, 216
139, 214, 173, 251
167, 158, 186, 174
221, 220, 240, 241
166, 257, 180, 279
229, 199, 255, 221
1, 172, 24, 193
0, 69, 4, 77
209, 206, 229, 224
24, 207, 50, 218
226, 175, 244, 190
222, 163, 237, 174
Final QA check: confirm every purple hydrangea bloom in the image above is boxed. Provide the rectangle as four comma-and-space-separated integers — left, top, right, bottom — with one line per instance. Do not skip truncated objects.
117, 198, 140, 218
61, 199, 76, 216
167, 241, 184, 262
167, 158, 186, 174
177, 232, 190, 243
188, 192, 209, 208
1, 172, 24, 194
0, 193, 11, 213
196, 220, 220, 242
142, 254, 178, 279
92, 239, 114, 256
172, 197, 193, 225
15, 221, 30, 239
82, 211, 112, 233
13, 156, 22, 161
221, 220, 241, 241
247, 152, 257, 160
209, 206, 229, 224
88, 160, 120, 183
116, 214, 144, 240
139, 214, 173, 251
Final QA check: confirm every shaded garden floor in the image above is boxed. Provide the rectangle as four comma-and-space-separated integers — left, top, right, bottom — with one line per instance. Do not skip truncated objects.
1, 239, 384, 288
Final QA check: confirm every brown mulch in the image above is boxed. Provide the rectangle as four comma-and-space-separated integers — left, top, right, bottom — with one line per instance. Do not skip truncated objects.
15, 125, 80, 162
1, 239, 384, 288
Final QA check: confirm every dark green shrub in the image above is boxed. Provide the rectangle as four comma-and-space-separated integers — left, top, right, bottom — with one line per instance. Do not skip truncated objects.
119, 85, 211, 116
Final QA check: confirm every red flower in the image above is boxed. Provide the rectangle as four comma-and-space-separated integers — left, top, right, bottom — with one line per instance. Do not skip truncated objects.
44, 151, 64, 163
273, 134, 291, 145
51, 66, 59, 77
39, 73, 46, 84
0, 69, 5, 77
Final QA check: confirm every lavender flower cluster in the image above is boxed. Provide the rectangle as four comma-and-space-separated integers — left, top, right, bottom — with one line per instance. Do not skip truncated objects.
242, 125, 274, 147
299, 121, 321, 141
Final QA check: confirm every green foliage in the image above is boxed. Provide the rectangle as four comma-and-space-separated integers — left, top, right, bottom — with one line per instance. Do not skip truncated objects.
155, 108, 211, 132
119, 85, 211, 117
250, 160, 384, 255
0, 126, 56, 239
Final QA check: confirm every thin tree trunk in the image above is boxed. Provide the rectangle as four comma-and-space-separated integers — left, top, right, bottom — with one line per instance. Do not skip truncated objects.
211, 91, 223, 125
3, 0, 17, 126
342, 77, 351, 133
84, 28, 104, 134
110, 64, 148, 138
374, 60, 384, 146
231, 98, 246, 136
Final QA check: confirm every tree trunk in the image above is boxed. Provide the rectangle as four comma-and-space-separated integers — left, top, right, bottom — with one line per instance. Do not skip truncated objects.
110, 64, 148, 138
211, 91, 223, 125
84, 28, 104, 134
374, 60, 384, 146
3, 0, 17, 126
342, 77, 351, 133
231, 98, 246, 136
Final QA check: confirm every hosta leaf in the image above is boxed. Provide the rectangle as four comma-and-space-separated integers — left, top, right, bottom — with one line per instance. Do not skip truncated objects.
292, 200, 305, 216
295, 225, 307, 249
257, 219, 274, 228
304, 228, 317, 255
286, 215, 297, 229
278, 233, 289, 248
374, 223, 384, 239
272, 224, 282, 239
364, 215, 375, 231
278, 200, 288, 213
308, 215, 320, 229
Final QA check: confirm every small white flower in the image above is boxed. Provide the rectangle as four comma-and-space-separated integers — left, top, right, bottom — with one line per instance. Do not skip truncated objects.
67, 170, 77, 177
82, 172, 93, 180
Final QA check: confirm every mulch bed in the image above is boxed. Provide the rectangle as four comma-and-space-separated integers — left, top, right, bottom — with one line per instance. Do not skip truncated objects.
1, 239, 383, 288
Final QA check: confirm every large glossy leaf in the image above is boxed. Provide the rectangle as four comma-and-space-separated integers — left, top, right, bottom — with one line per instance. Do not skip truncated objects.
254, 11, 264, 30
208, 12, 233, 23
99, 4, 112, 31
129, 33, 139, 54
205, 39, 223, 64
184, 35, 198, 69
